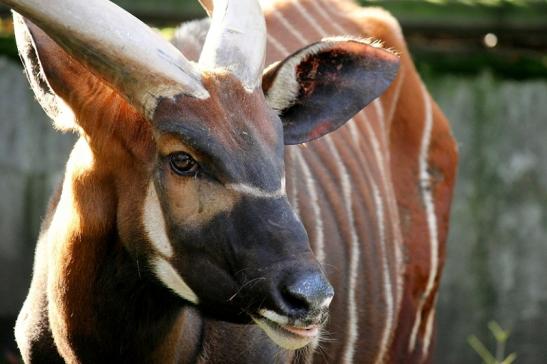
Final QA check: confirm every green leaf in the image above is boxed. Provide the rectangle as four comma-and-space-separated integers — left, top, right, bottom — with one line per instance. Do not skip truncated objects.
501, 353, 517, 364
468, 335, 496, 364
488, 321, 510, 343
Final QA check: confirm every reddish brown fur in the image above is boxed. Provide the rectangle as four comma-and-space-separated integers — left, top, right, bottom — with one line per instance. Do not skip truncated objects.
257, 1, 458, 362
154, 72, 280, 153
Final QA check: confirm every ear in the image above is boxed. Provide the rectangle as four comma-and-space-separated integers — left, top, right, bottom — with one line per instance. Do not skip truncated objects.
13, 14, 139, 134
262, 37, 400, 145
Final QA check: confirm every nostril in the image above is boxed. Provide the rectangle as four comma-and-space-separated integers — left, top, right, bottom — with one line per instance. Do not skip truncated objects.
282, 283, 313, 311
280, 272, 334, 314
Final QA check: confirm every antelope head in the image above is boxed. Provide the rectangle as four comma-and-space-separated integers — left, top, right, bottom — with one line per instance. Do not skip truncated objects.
6, 0, 399, 350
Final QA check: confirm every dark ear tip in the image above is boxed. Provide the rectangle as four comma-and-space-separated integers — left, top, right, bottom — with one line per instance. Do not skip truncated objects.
384, 54, 401, 83
331, 37, 401, 80
357, 41, 401, 86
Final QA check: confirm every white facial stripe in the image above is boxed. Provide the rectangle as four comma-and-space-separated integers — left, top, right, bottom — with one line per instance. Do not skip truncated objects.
226, 178, 286, 199
143, 183, 174, 258
320, 295, 333, 309
152, 256, 199, 304
259, 309, 289, 325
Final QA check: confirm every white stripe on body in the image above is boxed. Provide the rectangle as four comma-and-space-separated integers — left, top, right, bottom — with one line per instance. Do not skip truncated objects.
267, 33, 290, 56
294, 147, 325, 264
363, 115, 404, 312
317, 0, 346, 17
358, 105, 398, 364
422, 295, 438, 357
289, 148, 301, 217
293, 0, 330, 38
326, 7, 405, 304
347, 118, 360, 145
348, 110, 397, 364
370, 182, 394, 364
408, 85, 438, 355
373, 99, 386, 139
323, 135, 360, 364
386, 71, 405, 127
270, 7, 309, 44
312, 0, 349, 36
374, 82, 406, 269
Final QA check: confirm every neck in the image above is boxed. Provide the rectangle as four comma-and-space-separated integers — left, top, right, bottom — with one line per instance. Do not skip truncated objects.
85, 242, 202, 363
38, 139, 202, 363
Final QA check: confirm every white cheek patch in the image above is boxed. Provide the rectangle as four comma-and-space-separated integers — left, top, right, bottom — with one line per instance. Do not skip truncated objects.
143, 183, 174, 258
152, 256, 199, 304
144, 185, 199, 304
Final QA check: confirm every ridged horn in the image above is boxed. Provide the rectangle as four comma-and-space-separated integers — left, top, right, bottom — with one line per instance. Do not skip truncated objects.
2, 0, 209, 119
198, 0, 266, 91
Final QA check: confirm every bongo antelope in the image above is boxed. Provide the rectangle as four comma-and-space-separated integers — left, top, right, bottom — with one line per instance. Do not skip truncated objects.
4, 0, 457, 362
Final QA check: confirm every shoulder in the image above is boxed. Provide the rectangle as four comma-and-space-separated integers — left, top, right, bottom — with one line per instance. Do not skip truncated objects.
350, 5, 406, 53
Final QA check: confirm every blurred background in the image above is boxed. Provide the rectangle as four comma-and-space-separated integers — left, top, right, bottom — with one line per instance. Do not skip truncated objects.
0, 0, 546, 363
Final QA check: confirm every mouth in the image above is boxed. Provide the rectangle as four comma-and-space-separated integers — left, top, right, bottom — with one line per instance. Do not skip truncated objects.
251, 309, 323, 350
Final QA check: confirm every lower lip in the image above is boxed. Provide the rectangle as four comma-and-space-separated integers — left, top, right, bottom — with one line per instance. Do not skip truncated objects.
281, 324, 320, 338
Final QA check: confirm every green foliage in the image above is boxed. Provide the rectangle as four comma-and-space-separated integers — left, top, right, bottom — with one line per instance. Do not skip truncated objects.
414, 48, 547, 80
0, 17, 17, 61
468, 321, 517, 364
1, 1, 545, 79
365, 0, 547, 27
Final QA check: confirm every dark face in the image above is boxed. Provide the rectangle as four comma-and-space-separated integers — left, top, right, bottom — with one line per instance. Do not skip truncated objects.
141, 72, 333, 349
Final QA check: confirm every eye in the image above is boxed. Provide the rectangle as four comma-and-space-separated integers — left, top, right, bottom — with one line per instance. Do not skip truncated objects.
169, 152, 199, 176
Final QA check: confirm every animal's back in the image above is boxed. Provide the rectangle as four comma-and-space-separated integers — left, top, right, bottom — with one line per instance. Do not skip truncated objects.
174, 1, 458, 363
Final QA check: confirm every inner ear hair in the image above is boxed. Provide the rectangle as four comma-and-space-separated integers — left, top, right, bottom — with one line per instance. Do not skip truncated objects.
14, 14, 76, 131
263, 36, 392, 113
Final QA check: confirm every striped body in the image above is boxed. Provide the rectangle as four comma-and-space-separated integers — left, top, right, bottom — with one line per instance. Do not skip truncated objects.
270, 1, 457, 362
179, 0, 457, 362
